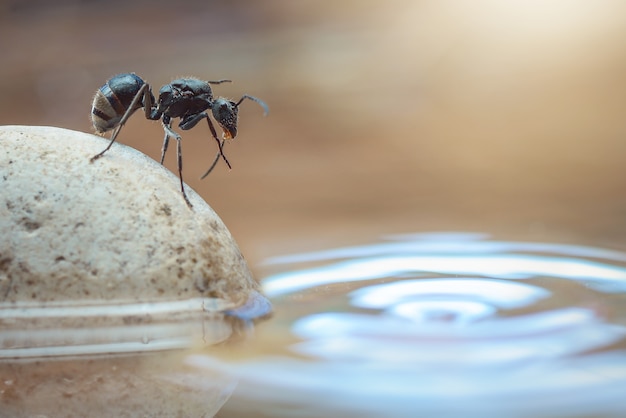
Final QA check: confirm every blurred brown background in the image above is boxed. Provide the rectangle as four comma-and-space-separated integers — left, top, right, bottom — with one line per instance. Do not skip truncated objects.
2, 0, 626, 270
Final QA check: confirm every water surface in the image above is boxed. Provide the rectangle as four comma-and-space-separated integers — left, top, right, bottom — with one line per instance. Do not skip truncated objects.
203, 232, 626, 417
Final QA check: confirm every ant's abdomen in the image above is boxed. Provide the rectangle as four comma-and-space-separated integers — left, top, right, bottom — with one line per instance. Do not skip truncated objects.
91, 73, 149, 133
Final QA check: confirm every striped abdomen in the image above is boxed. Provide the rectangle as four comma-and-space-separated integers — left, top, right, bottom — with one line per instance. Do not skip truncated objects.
90, 73, 147, 133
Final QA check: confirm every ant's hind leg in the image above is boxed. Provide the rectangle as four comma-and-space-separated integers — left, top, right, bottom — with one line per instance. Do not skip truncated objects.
90, 83, 152, 163
90, 125, 122, 163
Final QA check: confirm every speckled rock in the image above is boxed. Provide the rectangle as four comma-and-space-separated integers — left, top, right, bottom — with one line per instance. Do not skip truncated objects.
0, 125, 271, 417
0, 125, 262, 310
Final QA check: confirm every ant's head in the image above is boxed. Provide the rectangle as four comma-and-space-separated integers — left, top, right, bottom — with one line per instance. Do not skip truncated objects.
212, 95, 269, 140
212, 98, 239, 140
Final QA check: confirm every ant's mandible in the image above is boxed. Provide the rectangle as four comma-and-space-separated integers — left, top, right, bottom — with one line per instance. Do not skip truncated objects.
90, 73, 268, 207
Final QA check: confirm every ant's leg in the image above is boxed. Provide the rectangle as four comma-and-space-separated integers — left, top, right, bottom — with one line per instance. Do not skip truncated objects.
160, 132, 169, 165
162, 121, 182, 141
160, 117, 180, 164
141, 84, 154, 119
179, 113, 222, 179
206, 79, 232, 85
90, 127, 122, 163
205, 117, 232, 170
162, 118, 191, 207
175, 136, 192, 208
179, 112, 208, 130
90, 83, 151, 163
179, 113, 231, 171
200, 145, 223, 180
119, 83, 151, 126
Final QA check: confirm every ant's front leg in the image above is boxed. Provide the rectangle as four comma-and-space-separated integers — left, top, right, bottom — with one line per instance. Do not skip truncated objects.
200, 140, 224, 180
179, 113, 231, 171
179, 112, 207, 130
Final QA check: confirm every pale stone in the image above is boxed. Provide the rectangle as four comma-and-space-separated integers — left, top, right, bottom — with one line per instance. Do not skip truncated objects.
0, 125, 271, 417
0, 125, 260, 309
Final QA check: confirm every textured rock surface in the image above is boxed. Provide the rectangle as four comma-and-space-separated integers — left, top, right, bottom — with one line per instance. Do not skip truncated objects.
0, 125, 272, 417
0, 125, 258, 308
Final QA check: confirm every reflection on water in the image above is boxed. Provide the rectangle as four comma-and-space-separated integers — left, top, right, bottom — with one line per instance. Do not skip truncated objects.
198, 233, 626, 417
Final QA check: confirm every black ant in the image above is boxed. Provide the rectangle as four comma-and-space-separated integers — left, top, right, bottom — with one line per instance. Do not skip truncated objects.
90, 73, 268, 207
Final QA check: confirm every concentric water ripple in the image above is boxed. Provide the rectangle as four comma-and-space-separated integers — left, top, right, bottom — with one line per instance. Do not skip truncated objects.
196, 233, 626, 417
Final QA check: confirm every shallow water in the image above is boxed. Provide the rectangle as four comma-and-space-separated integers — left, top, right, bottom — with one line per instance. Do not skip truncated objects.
201, 232, 626, 418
